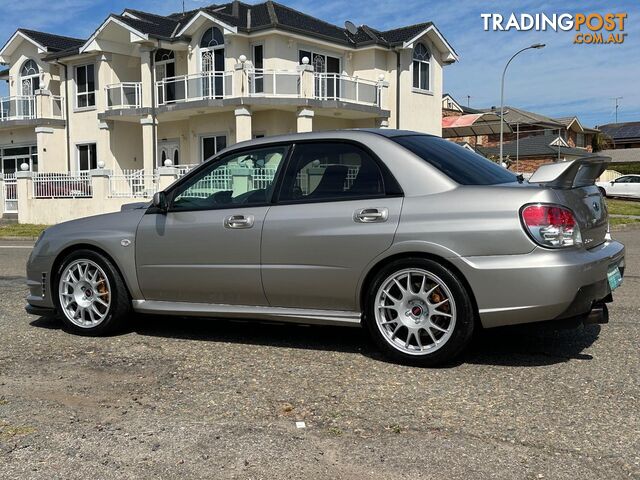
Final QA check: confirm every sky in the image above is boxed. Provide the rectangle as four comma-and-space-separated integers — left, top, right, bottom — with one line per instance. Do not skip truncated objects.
0, 0, 638, 127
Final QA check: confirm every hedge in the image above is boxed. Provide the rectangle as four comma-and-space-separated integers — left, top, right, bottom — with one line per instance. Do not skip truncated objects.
609, 162, 640, 175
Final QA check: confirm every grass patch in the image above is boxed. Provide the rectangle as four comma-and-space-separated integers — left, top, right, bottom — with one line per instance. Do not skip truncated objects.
606, 199, 640, 216
0, 223, 48, 237
609, 217, 640, 227
0, 423, 36, 438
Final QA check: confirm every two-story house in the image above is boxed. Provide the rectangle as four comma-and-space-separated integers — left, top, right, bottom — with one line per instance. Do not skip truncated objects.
0, 0, 457, 185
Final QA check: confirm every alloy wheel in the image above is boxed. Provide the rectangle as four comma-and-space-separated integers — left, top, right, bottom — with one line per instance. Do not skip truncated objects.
58, 259, 111, 328
374, 268, 457, 355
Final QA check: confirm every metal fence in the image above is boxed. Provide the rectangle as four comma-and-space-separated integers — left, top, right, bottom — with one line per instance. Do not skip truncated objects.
109, 169, 158, 198
1, 173, 17, 212
32, 172, 92, 199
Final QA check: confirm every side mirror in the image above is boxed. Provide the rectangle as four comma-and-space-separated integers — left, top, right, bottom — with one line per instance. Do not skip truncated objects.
610, 181, 615, 185
152, 191, 168, 213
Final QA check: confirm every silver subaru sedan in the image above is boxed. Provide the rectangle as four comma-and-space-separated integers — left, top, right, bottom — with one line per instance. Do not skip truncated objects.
25, 130, 625, 366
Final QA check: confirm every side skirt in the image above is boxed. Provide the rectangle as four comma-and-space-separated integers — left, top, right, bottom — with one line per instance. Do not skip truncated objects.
131, 300, 362, 327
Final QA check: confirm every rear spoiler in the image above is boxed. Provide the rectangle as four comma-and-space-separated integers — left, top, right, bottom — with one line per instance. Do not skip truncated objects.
527, 156, 610, 189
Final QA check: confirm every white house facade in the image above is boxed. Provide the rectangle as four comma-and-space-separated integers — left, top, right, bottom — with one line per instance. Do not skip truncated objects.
0, 0, 457, 223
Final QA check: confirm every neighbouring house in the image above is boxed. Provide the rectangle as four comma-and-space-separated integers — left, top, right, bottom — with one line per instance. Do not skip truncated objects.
441, 101, 598, 173
0, 0, 458, 223
596, 122, 640, 169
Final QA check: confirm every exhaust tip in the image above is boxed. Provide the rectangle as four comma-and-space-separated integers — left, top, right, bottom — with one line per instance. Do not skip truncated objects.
584, 303, 609, 325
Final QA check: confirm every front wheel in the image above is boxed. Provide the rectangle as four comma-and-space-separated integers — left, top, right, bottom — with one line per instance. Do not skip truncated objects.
363, 258, 475, 366
55, 249, 130, 335
598, 187, 607, 197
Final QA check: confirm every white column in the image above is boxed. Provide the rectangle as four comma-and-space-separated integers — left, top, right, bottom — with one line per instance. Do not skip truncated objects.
140, 48, 154, 108
140, 115, 157, 174
297, 107, 314, 133
235, 106, 252, 143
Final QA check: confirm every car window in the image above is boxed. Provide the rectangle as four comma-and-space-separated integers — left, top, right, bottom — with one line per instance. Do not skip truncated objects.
278, 142, 385, 202
615, 176, 631, 183
632, 177, 640, 183
171, 146, 287, 211
393, 135, 517, 185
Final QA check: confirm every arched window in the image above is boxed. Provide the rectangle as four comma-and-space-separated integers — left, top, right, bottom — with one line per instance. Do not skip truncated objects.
412, 43, 430, 91
155, 49, 175, 62
200, 27, 224, 48
20, 59, 40, 95
199, 27, 225, 98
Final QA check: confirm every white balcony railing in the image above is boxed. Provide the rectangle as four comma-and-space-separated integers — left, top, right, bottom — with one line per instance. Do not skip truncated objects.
314, 73, 382, 107
105, 82, 142, 110
248, 69, 300, 97
156, 71, 233, 106
0, 96, 36, 120
0, 95, 65, 121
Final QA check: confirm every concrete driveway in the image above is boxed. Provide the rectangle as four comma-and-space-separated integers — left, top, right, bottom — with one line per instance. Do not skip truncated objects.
0, 232, 638, 479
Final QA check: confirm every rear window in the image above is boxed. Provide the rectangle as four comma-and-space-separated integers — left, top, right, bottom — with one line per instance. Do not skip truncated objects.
393, 135, 517, 185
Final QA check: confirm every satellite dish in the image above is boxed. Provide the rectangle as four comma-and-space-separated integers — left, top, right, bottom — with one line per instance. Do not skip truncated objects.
344, 21, 358, 35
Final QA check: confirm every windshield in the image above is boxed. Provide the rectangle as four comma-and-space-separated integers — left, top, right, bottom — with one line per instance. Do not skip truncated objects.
393, 135, 518, 185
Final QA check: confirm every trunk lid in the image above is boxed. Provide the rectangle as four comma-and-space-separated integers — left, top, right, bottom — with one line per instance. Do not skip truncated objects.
528, 156, 610, 249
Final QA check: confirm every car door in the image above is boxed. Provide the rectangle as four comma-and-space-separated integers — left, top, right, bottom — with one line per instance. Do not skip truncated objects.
261, 141, 403, 311
609, 176, 631, 197
629, 176, 640, 199
136, 145, 288, 305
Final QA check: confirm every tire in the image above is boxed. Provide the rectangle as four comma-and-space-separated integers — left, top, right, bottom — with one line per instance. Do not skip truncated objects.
54, 249, 130, 335
363, 258, 475, 367
598, 187, 607, 197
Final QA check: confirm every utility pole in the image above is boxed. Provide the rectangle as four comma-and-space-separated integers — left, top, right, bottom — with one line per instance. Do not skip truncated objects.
612, 96, 623, 123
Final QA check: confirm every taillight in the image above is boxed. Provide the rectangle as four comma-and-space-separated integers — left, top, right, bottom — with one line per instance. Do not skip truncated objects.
521, 204, 582, 248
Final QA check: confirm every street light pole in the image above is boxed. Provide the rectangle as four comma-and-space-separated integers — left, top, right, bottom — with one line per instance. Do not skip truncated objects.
499, 43, 545, 162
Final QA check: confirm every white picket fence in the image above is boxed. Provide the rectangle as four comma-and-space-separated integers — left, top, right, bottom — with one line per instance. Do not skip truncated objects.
109, 169, 158, 198
32, 172, 92, 199
1, 173, 17, 213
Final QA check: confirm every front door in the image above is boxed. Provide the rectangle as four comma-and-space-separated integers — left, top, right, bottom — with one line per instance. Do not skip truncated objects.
158, 140, 180, 168
261, 141, 402, 311
136, 144, 289, 305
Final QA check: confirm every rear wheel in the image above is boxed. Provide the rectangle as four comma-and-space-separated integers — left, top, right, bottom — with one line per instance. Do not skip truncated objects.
55, 249, 130, 335
364, 258, 475, 366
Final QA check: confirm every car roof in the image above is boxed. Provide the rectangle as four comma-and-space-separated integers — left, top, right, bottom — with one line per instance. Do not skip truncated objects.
223, 129, 434, 153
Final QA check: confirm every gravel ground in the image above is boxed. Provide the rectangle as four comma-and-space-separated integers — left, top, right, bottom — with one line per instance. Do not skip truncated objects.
0, 233, 638, 479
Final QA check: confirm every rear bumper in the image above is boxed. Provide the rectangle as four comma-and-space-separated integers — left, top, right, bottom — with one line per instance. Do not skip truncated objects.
453, 240, 625, 328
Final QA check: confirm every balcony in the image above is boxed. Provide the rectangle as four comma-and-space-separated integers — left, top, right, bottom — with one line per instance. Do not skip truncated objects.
248, 69, 301, 97
156, 71, 234, 106
105, 82, 142, 110
0, 93, 65, 124
313, 73, 382, 107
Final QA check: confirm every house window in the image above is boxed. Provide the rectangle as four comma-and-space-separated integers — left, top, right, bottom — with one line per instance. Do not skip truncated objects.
75, 64, 95, 108
201, 135, 227, 162
412, 43, 431, 91
155, 49, 176, 103
576, 132, 585, 147
252, 44, 264, 93
77, 143, 97, 171
200, 27, 225, 98
20, 59, 40, 95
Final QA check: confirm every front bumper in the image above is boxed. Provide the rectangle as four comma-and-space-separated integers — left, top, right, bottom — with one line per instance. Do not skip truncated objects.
453, 240, 625, 328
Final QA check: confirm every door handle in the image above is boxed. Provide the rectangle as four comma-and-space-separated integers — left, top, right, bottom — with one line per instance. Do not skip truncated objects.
354, 208, 389, 223
224, 214, 255, 229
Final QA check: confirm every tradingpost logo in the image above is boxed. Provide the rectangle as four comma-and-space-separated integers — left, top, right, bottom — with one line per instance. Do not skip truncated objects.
481, 13, 628, 44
